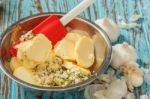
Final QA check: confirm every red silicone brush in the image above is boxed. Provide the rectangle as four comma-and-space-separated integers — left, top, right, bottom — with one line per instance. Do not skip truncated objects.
10, 0, 95, 56
32, 15, 67, 46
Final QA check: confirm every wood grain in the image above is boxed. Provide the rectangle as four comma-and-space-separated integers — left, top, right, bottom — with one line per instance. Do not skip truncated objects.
0, 0, 150, 99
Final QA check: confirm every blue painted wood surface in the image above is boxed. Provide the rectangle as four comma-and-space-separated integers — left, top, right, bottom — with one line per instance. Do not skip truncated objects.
0, 0, 150, 99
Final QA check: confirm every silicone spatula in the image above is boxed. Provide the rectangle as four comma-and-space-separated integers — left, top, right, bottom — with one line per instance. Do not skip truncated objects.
32, 0, 95, 45
10, 0, 95, 56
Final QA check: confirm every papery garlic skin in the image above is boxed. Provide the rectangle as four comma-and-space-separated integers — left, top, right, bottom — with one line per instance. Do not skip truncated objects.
105, 78, 127, 99
84, 84, 106, 99
140, 94, 148, 99
87, 72, 129, 99
95, 18, 120, 42
130, 14, 143, 22
120, 61, 143, 91
126, 92, 135, 99
98, 69, 116, 84
111, 42, 137, 69
143, 73, 150, 85
94, 90, 106, 99
130, 72, 143, 87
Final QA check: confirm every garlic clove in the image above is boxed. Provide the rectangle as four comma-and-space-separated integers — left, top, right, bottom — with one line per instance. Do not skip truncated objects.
120, 61, 141, 74
111, 42, 137, 69
130, 72, 143, 87
120, 61, 143, 91
95, 18, 120, 42
120, 61, 143, 88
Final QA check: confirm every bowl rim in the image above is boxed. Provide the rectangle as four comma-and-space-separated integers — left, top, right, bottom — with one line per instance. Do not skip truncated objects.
0, 12, 112, 91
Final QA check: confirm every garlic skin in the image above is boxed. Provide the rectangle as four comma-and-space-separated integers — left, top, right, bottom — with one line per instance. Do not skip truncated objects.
118, 22, 141, 29
86, 71, 128, 99
130, 72, 143, 87
84, 84, 106, 99
98, 69, 116, 84
140, 67, 150, 85
111, 42, 137, 69
95, 18, 120, 42
130, 14, 143, 22
140, 94, 148, 99
94, 90, 106, 99
105, 78, 127, 99
117, 15, 141, 29
120, 61, 143, 91
126, 92, 135, 99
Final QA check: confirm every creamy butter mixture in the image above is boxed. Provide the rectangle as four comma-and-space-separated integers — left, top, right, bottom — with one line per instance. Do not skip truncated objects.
10, 30, 95, 87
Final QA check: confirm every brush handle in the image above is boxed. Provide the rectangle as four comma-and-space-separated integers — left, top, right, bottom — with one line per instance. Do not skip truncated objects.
60, 0, 95, 26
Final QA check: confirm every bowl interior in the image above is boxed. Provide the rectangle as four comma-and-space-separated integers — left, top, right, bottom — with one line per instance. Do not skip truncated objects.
0, 13, 111, 90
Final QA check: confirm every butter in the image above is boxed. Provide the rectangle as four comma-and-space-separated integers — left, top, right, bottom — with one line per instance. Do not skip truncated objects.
10, 57, 22, 71
63, 61, 91, 75
11, 30, 93, 87
26, 34, 52, 62
65, 33, 82, 43
16, 34, 52, 62
54, 38, 75, 60
13, 67, 36, 84
75, 36, 94, 68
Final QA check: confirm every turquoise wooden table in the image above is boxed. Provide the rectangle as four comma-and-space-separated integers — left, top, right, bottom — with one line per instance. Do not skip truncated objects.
0, 0, 150, 99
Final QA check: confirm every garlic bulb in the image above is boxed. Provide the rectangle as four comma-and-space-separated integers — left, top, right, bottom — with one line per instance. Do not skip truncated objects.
111, 42, 137, 69
95, 18, 120, 42
120, 61, 143, 91
105, 78, 127, 99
